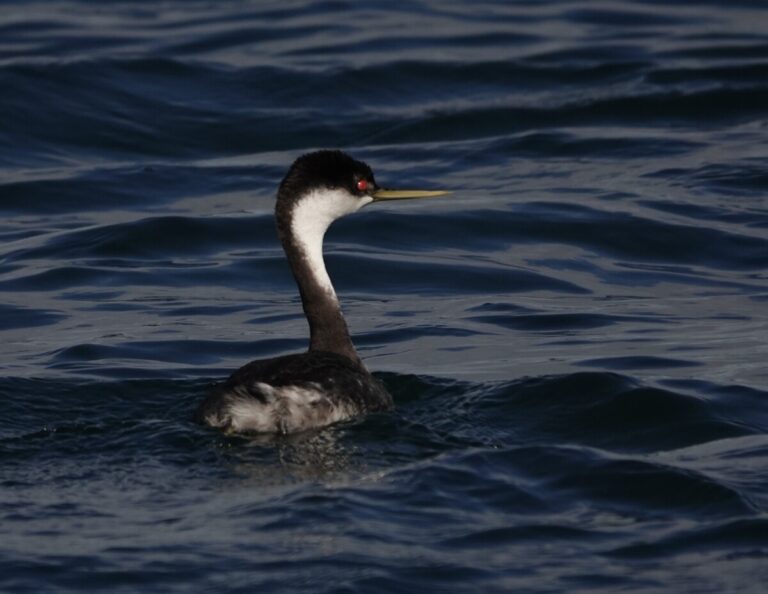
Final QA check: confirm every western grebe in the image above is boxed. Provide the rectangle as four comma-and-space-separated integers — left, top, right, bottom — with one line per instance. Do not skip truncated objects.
194, 150, 448, 434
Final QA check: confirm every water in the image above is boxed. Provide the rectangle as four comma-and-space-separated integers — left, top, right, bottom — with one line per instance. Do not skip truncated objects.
2, 0, 768, 591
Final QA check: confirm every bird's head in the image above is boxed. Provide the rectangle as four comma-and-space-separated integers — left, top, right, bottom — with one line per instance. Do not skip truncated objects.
276, 150, 448, 229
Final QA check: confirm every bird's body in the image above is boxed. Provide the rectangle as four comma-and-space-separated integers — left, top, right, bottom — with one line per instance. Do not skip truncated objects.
195, 350, 391, 434
194, 150, 446, 434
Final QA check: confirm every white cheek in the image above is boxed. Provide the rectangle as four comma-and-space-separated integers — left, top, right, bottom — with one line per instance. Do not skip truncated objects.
292, 188, 363, 234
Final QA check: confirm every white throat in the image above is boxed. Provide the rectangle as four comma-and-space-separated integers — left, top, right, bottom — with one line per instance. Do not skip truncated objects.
290, 188, 373, 295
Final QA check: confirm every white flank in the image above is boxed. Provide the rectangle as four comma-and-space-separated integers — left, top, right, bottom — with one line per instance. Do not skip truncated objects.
226, 381, 353, 434
290, 188, 373, 295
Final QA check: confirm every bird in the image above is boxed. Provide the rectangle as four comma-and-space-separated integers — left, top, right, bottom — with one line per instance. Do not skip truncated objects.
194, 150, 448, 434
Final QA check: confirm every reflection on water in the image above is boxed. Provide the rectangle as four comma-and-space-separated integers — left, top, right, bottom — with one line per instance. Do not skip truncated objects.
222, 427, 364, 485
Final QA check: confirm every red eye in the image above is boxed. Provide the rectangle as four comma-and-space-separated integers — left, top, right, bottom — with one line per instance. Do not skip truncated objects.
357, 179, 368, 192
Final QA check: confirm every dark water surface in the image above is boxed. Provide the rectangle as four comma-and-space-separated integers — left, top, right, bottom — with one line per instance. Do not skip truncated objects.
2, 1, 768, 592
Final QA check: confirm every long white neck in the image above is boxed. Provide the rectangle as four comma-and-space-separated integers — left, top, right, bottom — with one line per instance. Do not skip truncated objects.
282, 188, 372, 365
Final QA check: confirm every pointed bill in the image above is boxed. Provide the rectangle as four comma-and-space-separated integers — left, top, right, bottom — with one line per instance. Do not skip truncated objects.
372, 189, 450, 201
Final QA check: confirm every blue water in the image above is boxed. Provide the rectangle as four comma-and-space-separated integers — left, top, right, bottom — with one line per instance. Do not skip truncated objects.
2, 1, 768, 591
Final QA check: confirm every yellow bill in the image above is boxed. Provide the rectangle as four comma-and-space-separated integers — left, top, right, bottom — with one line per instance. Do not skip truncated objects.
372, 189, 450, 201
